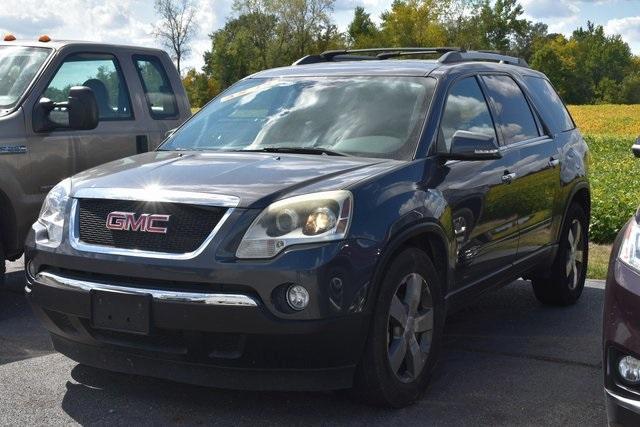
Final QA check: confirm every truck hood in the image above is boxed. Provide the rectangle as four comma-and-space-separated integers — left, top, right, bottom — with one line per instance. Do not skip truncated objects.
71, 151, 401, 208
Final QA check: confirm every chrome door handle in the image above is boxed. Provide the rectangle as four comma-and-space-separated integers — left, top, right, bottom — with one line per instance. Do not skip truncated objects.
548, 158, 560, 168
502, 172, 516, 184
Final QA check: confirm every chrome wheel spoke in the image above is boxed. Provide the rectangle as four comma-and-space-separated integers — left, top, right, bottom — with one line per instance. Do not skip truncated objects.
572, 261, 578, 288
389, 336, 408, 373
389, 295, 408, 327
406, 335, 426, 379
566, 258, 573, 276
414, 310, 434, 333
404, 274, 422, 315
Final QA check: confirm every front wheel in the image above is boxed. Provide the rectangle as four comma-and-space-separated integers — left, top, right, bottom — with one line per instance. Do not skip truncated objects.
353, 247, 444, 408
0, 240, 5, 287
532, 203, 589, 306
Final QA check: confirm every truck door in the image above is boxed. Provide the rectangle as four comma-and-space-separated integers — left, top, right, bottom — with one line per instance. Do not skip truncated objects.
27, 51, 141, 184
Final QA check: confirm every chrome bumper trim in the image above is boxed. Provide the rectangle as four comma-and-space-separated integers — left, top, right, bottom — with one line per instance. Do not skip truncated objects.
606, 388, 640, 415
32, 271, 258, 307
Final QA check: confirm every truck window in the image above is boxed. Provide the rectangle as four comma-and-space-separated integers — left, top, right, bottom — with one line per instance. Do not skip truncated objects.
481, 75, 539, 145
43, 53, 132, 121
133, 55, 178, 119
523, 76, 575, 134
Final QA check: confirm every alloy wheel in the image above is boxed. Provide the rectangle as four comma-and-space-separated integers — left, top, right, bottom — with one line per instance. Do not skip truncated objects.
566, 219, 585, 290
387, 273, 434, 383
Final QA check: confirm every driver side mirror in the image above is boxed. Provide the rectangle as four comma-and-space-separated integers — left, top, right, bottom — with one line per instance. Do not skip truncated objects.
445, 130, 502, 161
33, 86, 99, 133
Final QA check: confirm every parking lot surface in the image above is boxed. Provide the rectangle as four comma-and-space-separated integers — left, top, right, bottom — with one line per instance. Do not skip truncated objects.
1, 258, 606, 426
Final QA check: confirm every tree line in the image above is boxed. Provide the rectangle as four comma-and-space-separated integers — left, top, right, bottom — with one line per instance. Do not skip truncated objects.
177, 0, 640, 107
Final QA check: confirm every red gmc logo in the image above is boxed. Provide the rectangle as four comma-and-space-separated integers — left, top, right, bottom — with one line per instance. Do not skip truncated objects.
105, 211, 170, 234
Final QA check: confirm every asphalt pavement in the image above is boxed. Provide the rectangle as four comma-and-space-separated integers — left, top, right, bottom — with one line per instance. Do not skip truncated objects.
0, 258, 607, 426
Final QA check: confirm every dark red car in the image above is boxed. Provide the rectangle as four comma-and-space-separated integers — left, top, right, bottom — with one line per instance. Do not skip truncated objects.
604, 142, 640, 425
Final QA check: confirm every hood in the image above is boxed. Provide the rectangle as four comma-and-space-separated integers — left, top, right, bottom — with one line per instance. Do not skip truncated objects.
71, 151, 401, 208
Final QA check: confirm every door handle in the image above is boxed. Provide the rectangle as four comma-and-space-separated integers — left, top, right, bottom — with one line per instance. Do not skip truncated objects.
548, 157, 560, 168
502, 171, 516, 184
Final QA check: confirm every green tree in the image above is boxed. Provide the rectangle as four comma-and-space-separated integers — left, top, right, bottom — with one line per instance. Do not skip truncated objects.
347, 6, 379, 48
183, 69, 219, 107
479, 0, 529, 51
379, 0, 450, 47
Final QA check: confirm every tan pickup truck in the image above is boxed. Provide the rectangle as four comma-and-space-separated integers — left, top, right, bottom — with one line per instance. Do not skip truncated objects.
0, 37, 191, 283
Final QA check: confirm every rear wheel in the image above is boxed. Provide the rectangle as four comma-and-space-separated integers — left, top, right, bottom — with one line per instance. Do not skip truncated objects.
532, 203, 588, 306
354, 247, 444, 407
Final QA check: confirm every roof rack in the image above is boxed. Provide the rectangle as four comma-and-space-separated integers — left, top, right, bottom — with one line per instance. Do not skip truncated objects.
292, 47, 529, 68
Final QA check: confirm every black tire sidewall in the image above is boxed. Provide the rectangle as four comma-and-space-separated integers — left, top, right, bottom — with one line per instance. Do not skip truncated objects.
533, 203, 589, 305
356, 247, 445, 407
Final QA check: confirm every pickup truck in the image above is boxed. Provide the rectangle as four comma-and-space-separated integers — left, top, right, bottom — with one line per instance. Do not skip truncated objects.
0, 37, 191, 284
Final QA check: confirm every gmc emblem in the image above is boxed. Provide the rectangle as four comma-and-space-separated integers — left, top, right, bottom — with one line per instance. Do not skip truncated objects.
106, 211, 170, 234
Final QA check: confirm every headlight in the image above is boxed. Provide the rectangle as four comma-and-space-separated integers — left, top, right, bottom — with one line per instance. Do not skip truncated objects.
620, 217, 640, 271
34, 178, 71, 247
236, 190, 353, 259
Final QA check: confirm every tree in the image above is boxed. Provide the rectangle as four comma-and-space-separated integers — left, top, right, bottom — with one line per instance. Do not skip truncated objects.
379, 0, 450, 47
479, 0, 529, 52
347, 7, 379, 48
154, 0, 197, 76
183, 69, 219, 107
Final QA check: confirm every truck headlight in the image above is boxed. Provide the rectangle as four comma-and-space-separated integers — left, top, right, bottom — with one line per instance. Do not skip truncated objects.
620, 217, 640, 271
34, 178, 71, 247
236, 190, 352, 259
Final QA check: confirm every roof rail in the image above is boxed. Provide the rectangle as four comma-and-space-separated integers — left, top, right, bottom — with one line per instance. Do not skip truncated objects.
439, 50, 529, 67
292, 47, 462, 65
292, 47, 530, 68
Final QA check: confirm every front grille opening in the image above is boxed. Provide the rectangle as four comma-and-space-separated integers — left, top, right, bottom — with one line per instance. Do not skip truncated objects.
77, 199, 227, 254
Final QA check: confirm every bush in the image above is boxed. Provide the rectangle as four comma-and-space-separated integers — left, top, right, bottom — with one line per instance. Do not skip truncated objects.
587, 135, 639, 243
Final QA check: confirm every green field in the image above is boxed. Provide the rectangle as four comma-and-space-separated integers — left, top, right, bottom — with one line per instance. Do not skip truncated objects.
568, 104, 639, 278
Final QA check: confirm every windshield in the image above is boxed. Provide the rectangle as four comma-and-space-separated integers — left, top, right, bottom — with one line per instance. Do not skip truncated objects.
160, 76, 436, 160
0, 46, 51, 111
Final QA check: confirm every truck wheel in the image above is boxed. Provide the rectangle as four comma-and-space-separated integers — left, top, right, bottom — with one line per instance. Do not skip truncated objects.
532, 203, 588, 306
354, 247, 444, 408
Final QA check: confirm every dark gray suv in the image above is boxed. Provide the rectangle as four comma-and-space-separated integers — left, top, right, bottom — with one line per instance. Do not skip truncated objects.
25, 48, 590, 407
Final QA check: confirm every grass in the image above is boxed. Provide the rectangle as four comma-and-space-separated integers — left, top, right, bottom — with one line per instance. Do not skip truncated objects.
587, 243, 612, 280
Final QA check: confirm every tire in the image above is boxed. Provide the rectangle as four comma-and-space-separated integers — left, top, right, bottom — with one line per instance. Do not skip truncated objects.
353, 247, 444, 408
532, 203, 589, 306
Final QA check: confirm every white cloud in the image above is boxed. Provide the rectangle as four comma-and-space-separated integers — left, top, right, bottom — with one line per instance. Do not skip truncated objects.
605, 16, 640, 53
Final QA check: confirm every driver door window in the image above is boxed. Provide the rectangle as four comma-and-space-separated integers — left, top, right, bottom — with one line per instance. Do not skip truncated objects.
43, 53, 132, 123
439, 76, 497, 152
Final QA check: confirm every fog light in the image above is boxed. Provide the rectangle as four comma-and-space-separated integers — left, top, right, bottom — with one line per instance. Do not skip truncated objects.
619, 356, 640, 384
286, 285, 309, 311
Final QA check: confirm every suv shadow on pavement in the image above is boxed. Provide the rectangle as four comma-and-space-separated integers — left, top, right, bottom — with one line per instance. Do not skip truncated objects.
51, 282, 606, 426
0, 270, 54, 366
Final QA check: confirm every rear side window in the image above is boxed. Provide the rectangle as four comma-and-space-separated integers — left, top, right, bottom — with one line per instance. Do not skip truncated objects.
524, 76, 574, 134
481, 75, 539, 145
439, 76, 497, 152
44, 53, 132, 120
134, 55, 178, 119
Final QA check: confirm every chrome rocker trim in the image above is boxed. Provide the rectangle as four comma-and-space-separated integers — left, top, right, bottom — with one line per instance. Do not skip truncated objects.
68, 188, 238, 260
31, 270, 258, 307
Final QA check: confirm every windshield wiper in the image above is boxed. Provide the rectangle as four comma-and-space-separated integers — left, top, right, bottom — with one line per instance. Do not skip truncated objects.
239, 147, 348, 157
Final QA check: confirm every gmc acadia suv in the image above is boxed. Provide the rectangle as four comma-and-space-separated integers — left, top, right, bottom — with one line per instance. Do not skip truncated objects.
25, 48, 590, 407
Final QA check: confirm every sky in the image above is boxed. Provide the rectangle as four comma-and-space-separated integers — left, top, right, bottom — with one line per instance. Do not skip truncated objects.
1, 0, 640, 72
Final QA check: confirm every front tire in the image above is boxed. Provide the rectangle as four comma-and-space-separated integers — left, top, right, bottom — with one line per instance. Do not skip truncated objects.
354, 247, 444, 407
532, 203, 588, 306
0, 239, 5, 287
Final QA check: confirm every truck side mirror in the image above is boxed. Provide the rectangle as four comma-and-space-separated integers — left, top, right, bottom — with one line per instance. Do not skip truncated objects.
33, 86, 99, 133
445, 130, 502, 161
632, 137, 640, 158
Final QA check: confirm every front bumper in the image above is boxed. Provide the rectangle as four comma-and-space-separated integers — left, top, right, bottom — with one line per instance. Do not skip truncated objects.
26, 223, 380, 390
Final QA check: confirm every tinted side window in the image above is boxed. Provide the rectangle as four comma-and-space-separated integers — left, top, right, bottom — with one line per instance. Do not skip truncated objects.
481, 75, 539, 144
524, 76, 574, 134
439, 76, 497, 152
134, 55, 178, 119
44, 53, 132, 121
